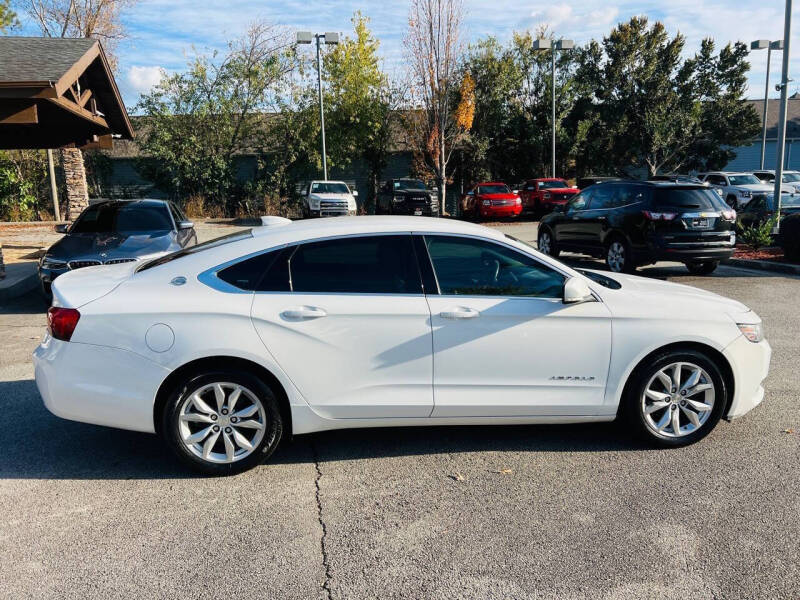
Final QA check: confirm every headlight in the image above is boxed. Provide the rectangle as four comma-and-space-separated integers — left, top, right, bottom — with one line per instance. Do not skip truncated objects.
737, 323, 764, 343
392, 196, 405, 204
482, 199, 491, 206
740, 190, 751, 197
41, 256, 67, 269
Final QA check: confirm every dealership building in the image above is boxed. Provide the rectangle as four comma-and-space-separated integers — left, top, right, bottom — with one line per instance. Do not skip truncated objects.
724, 97, 800, 171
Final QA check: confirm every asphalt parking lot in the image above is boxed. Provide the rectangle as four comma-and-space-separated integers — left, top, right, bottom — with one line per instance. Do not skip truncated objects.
1, 221, 798, 599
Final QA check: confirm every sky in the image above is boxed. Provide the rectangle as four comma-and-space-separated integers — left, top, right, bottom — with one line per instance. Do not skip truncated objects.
16, 0, 799, 109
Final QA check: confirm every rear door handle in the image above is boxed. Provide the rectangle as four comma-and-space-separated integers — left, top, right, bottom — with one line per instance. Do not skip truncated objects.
440, 307, 480, 320
281, 306, 327, 320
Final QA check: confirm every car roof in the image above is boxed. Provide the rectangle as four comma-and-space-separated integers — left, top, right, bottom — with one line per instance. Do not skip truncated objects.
475, 182, 507, 186
90, 199, 169, 208
250, 216, 503, 242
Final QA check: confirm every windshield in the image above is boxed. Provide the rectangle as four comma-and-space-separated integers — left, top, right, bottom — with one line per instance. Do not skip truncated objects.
70, 203, 173, 234
477, 184, 511, 195
538, 180, 569, 190
728, 175, 761, 186
394, 179, 427, 190
783, 173, 800, 182
137, 229, 253, 272
654, 188, 727, 210
311, 182, 349, 194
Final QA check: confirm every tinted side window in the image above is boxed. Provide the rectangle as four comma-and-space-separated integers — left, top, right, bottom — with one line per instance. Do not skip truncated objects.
617, 184, 649, 208
424, 235, 565, 298
217, 248, 288, 291
588, 185, 614, 209
567, 190, 589, 211
289, 235, 422, 294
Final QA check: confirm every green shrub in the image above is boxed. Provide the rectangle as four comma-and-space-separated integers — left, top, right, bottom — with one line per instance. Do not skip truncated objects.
738, 215, 778, 251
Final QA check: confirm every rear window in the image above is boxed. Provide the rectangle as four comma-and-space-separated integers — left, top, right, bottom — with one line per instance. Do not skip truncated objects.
138, 230, 253, 272
653, 188, 727, 211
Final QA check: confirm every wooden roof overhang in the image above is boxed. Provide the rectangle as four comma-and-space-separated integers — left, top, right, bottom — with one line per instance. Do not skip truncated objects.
0, 37, 134, 150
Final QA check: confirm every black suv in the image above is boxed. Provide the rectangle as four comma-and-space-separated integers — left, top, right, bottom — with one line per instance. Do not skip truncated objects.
376, 178, 439, 216
537, 181, 737, 275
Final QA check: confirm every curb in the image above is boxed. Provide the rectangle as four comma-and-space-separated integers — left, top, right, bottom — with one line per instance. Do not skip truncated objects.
723, 257, 800, 276
0, 262, 40, 301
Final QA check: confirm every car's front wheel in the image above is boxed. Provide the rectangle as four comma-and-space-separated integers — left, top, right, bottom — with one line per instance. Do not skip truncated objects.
163, 370, 283, 475
622, 349, 726, 447
537, 228, 560, 257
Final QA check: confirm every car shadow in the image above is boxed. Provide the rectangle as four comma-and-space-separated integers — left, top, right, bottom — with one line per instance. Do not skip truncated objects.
0, 290, 49, 315
0, 378, 641, 480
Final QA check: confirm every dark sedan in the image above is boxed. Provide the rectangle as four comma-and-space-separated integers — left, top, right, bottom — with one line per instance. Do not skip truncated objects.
39, 199, 197, 297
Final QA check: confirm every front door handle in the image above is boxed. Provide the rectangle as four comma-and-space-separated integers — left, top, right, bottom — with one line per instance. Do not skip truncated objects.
440, 307, 480, 320
281, 306, 328, 320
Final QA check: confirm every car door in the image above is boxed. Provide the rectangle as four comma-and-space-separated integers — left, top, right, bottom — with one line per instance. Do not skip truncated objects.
420, 234, 612, 417
577, 184, 616, 250
555, 189, 591, 249
250, 234, 434, 419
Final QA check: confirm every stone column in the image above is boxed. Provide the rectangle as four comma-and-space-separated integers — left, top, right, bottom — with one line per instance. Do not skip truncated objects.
61, 147, 89, 220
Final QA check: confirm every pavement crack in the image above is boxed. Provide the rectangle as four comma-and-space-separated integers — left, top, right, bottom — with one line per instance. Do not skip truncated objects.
311, 440, 334, 600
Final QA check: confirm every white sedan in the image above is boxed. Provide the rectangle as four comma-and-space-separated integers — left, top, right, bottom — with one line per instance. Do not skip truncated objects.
34, 217, 771, 474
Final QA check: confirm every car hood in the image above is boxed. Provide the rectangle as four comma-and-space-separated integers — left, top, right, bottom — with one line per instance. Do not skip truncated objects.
478, 193, 518, 199
309, 193, 352, 201
738, 184, 775, 192
544, 188, 578, 195
48, 231, 178, 260
591, 271, 754, 322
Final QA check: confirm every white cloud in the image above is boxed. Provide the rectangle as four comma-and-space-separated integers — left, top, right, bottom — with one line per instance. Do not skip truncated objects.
127, 65, 164, 95
587, 7, 619, 26
529, 4, 574, 28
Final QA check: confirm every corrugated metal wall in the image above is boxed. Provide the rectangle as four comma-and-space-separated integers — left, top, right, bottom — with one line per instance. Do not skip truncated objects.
725, 139, 800, 171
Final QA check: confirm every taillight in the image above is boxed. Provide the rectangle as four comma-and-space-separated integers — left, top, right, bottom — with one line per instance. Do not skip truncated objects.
721, 209, 737, 221
643, 211, 678, 221
47, 307, 80, 341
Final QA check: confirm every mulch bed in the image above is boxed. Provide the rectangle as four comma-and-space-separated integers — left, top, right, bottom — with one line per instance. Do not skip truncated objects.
733, 245, 794, 264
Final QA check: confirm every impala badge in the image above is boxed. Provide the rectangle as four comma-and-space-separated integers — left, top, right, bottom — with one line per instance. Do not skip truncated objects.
550, 376, 596, 382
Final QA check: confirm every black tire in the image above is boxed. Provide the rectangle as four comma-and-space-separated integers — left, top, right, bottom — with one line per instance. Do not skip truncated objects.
162, 369, 283, 475
605, 236, 636, 273
537, 227, 560, 257
40, 280, 52, 302
621, 348, 727, 448
686, 260, 719, 275
726, 196, 739, 211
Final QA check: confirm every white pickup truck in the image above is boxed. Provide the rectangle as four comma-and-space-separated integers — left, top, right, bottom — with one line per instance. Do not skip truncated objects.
302, 180, 358, 218
699, 171, 787, 210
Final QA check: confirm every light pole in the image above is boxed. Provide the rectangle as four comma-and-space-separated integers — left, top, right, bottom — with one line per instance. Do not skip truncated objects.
751, 39, 784, 169
297, 31, 339, 180
773, 0, 793, 232
534, 37, 574, 178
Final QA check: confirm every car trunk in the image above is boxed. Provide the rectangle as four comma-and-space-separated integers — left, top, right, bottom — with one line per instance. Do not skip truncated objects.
52, 261, 138, 308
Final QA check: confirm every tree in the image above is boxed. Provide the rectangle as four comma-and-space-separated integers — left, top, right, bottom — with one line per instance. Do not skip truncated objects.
135, 23, 296, 213
323, 11, 401, 211
1, 0, 18, 30
404, 0, 471, 212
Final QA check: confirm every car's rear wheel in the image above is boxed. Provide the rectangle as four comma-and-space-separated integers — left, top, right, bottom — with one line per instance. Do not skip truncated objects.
163, 370, 283, 475
686, 260, 719, 275
622, 349, 726, 447
606, 237, 635, 273
537, 228, 560, 257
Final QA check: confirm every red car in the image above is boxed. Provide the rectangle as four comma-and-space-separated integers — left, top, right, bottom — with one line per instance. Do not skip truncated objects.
519, 178, 579, 215
461, 182, 522, 220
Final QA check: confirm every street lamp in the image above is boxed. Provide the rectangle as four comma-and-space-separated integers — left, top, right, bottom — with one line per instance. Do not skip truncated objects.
773, 0, 793, 233
534, 38, 574, 178
750, 39, 784, 170
297, 31, 340, 180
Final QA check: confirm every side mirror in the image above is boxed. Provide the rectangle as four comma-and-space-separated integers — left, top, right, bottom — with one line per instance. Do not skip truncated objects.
352, 190, 358, 197
563, 276, 595, 304
54, 223, 69, 233
177, 220, 194, 230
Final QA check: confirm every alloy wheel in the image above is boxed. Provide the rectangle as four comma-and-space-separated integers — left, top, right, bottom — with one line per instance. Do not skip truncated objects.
178, 382, 267, 463
607, 242, 626, 272
640, 362, 715, 438
539, 232, 552, 254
